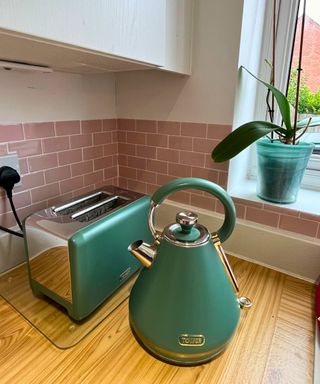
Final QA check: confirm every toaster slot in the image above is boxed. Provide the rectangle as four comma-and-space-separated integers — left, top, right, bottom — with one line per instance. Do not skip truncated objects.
71, 196, 130, 222
53, 191, 112, 216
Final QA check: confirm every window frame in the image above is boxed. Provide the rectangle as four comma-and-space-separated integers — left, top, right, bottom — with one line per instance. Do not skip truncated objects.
249, 0, 320, 190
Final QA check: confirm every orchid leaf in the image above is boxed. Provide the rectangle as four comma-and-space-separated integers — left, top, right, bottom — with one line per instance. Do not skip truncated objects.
242, 66, 292, 133
211, 121, 284, 162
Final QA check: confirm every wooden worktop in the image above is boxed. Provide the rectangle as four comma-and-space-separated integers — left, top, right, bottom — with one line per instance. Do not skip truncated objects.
0, 258, 315, 383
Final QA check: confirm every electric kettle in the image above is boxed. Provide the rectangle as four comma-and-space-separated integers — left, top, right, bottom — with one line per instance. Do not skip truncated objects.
128, 178, 252, 365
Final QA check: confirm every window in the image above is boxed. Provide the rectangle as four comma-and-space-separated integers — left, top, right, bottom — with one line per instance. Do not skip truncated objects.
235, 0, 319, 192
228, 0, 320, 210
287, 0, 320, 188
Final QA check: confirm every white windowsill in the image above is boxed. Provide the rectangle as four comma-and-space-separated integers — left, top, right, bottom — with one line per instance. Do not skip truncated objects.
229, 178, 320, 215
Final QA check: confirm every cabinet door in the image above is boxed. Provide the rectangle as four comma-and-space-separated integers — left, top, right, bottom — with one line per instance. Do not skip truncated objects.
0, 0, 166, 66
164, 0, 194, 75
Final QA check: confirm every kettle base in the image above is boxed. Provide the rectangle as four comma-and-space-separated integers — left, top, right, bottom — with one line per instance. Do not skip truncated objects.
130, 320, 228, 366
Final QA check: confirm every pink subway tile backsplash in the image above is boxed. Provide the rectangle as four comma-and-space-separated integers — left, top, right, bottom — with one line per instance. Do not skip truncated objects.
28, 153, 58, 172
1, 210, 17, 228
218, 171, 228, 188
169, 136, 193, 151
118, 119, 135, 131
104, 143, 118, 156
158, 121, 180, 135
169, 191, 191, 205
190, 194, 217, 211
127, 156, 147, 170
146, 133, 168, 148
0, 190, 31, 214
207, 124, 232, 140
94, 156, 113, 170
19, 158, 29, 175
205, 154, 229, 171
157, 148, 179, 163
31, 183, 60, 203
103, 119, 117, 131
299, 212, 320, 221
103, 166, 117, 180
60, 176, 84, 194
246, 206, 280, 228
12, 191, 32, 210
168, 163, 192, 178
263, 204, 300, 217
191, 167, 218, 183
119, 143, 136, 156
136, 120, 157, 133
0, 144, 8, 155
0, 124, 24, 142
193, 138, 218, 154
127, 131, 146, 145
84, 170, 104, 186
181, 122, 207, 138
0, 117, 318, 241
58, 149, 82, 165
234, 203, 246, 219
45, 166, 71, 184
20, 172, 45, 190
24, 122, 55, 139
127, 179, 147, 194
81, 120, 102, 133
42, 136, 69, 153
118, 155, 128, 166
72, 161, 93, 177
119, 166, 137, 180
137, 170, 157, 184
83, 145, 104, 160
136, 145, 156, 159
180, 151, 205, 167
70, 134, 93, 149
279, 215, 318, 238
93, 132, 112, 146
146, 159, 168, 174
0, 119, 114, 226
156, 174, 176, 187
48, 192, 73, 207
8, 139, 42, 157
55, 121, 80, 136
118, 131, 126, 143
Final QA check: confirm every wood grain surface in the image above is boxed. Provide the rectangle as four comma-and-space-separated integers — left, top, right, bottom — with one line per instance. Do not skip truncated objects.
29, 246, 72, 302
0, 262, 137, 348
0, 257, 315, 384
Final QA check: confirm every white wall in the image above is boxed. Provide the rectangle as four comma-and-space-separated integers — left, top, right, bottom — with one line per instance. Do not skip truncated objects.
0, 70, 116, 124
0, 0, 244, 125
116, 0, 244, 125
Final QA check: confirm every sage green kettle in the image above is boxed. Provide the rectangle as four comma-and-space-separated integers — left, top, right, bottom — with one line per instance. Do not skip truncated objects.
128, 178, 251, 365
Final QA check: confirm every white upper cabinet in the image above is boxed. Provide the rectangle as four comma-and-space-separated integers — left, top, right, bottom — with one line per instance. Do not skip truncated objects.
0, 0, 193, 74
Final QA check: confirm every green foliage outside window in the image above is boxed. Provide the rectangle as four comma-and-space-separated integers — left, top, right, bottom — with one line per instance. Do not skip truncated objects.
287, 69, 320, 114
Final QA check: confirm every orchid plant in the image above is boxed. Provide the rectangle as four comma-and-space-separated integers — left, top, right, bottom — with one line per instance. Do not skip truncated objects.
211, 66, 320, 163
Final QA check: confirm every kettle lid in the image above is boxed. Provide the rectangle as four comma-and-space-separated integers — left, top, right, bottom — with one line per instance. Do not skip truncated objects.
163, 211, 210, 247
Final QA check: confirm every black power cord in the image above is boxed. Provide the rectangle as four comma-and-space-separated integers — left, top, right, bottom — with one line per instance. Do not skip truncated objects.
0, 166, 24, 238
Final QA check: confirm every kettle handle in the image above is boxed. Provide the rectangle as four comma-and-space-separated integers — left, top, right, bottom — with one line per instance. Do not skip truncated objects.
149, 178, 236, 243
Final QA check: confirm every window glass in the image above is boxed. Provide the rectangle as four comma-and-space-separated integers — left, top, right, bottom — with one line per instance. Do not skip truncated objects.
287, 0, 320, 153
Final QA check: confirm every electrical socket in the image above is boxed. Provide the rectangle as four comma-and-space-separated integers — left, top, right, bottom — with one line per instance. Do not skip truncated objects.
0, 153, 21, 186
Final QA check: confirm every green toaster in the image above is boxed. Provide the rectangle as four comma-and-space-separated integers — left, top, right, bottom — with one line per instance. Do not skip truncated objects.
23, 186, 151, 320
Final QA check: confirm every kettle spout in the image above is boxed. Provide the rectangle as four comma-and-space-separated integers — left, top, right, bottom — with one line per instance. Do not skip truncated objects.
128, 240, 157, 268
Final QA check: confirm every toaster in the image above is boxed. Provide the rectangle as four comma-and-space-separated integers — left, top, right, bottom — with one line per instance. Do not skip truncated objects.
23, 186, 151, 320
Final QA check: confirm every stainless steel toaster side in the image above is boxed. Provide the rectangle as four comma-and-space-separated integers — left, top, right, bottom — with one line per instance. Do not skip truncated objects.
23, 186, 151, 320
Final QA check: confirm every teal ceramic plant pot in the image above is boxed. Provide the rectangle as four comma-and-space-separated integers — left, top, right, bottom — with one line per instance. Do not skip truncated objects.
256, 138, 314, 204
